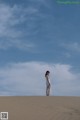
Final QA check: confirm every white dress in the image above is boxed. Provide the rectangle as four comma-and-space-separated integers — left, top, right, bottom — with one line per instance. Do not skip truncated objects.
45, 75, 50, 87
45, 74, 51, 96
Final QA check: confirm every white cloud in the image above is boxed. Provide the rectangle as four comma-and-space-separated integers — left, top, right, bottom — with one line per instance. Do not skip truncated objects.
0, 4, 38, 51
65, 52, 71, 58
29, 0, 51, 8
0, 61, 80, 96
0, 4, 22, 38
0, 4, 38, 36
0, 1, 51, 51
62, 42, 80, 52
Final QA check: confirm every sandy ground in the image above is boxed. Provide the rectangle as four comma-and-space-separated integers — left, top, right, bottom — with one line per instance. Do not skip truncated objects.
0, 96, 80, 120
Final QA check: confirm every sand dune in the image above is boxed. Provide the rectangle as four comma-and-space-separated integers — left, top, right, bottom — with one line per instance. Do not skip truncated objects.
0, 96, 80, 120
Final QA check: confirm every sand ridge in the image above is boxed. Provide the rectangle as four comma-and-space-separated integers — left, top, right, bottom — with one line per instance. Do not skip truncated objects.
0, 96, 80, 120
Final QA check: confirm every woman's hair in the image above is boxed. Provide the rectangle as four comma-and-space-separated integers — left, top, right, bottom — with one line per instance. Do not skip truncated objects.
45, 70, 50, 76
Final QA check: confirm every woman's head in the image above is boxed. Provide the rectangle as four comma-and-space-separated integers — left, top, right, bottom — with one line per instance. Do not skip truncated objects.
45, 70, 50, 76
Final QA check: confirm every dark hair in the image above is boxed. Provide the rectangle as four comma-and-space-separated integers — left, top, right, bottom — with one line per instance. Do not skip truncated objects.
45, 70, 50, 76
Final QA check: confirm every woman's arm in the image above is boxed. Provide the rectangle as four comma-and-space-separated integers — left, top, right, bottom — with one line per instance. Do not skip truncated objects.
46, 75, 50, 85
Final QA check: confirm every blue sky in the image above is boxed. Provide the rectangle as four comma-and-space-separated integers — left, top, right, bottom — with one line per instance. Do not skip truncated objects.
0, 0, 80, 96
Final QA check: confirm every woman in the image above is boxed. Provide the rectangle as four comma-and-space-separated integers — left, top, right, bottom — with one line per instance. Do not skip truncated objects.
45, 71, 51, 96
